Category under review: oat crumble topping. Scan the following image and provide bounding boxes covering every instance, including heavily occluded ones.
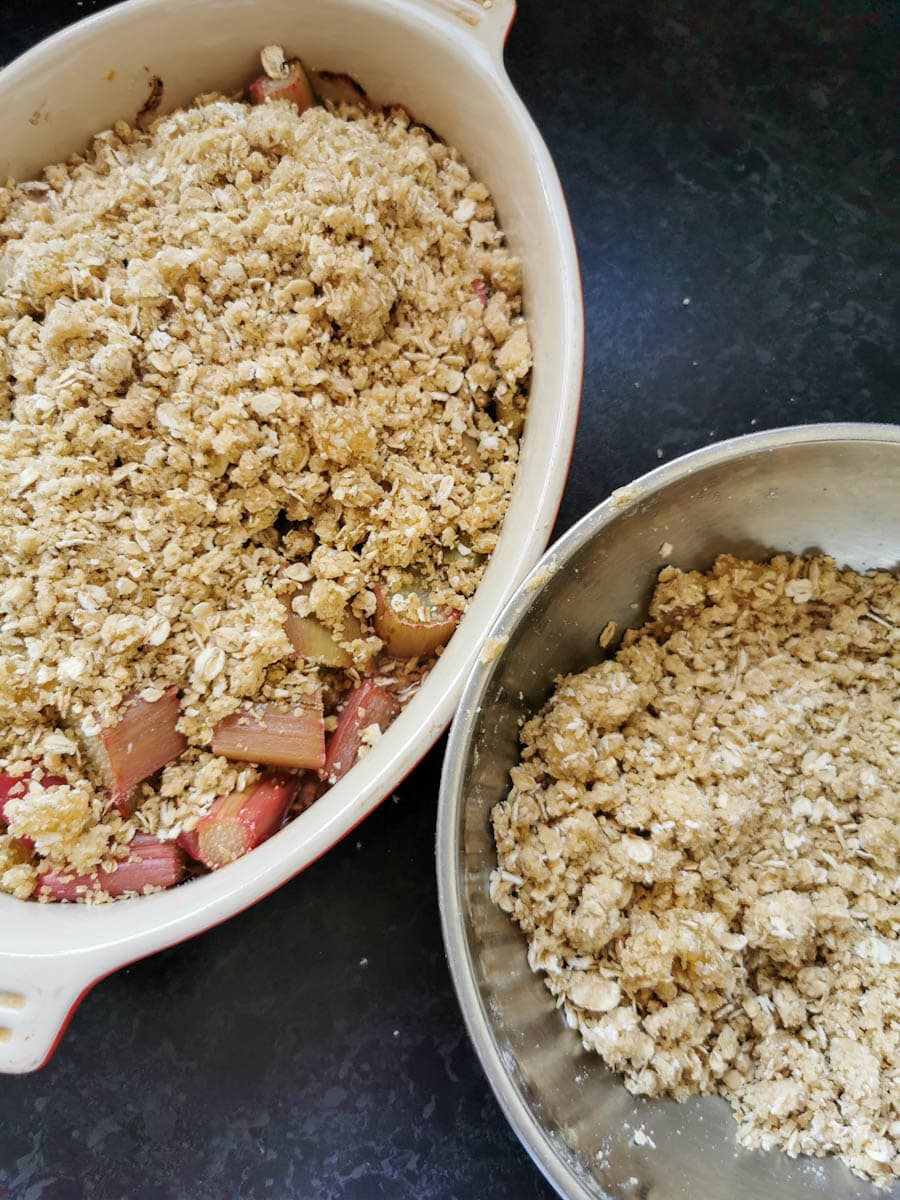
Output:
[0,84,530,896]
[491,554,898,1185]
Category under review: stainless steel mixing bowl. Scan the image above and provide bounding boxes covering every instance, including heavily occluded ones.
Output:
[437,424,900,1200]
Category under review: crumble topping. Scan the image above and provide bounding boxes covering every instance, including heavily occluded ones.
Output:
[0,89,530,893]
[491,554,898,1186]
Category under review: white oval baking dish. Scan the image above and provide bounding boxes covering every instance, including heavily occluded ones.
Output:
[0,0,583,1071]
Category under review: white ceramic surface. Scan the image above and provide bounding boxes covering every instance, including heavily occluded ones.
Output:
[0,0,583,1071]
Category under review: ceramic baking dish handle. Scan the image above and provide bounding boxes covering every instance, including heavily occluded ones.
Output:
[0,955,98,1073]
[418,0,517,62]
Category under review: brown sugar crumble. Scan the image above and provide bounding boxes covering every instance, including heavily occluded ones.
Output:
[491,554,899,1186]
[0,81,530,897]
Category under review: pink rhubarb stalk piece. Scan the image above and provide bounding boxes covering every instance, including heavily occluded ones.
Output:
[0,768,66,851]
[472,278,489,307]
[249,60,316,111]
[178,772,298,870]
[211,702,325,771]
[323,680,400,784]
[76,688,187,812]
[373,582,459,659]
[38,834,187,902]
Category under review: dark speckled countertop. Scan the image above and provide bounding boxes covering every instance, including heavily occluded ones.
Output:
[0,2,897,1198]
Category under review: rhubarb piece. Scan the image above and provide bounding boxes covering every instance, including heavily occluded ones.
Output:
[282,582,366,669]
[282,591,364,669]
[309,69,368,108]
[75,688,187,808]
[323,680,400,784]
[107,790,138,820]
[472,277,489,307]
[175,823,201,864]
[284,611,352,667]
[249,53,316,112]
[38,834,187,901]
[373,580,459,659]
[178,772,298,870]
[0,768,66,851]
[211,702,325,771]
[0,768,66,809]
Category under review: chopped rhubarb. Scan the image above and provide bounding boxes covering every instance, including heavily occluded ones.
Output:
[284,611,351,667]
[174,823,201,864]
[373,581,459,659]
[107,791,138,819]
[0,768,66,809]
[38,834,187,901]
[178,772,298,870]
[249,59,316,111]
[211,703,325,771]
[323,680,400,784]
[282,596,360,669]
[472,277,489,307]
[75,688,187,808]
[0,768,66,851]
[282,583,366,669]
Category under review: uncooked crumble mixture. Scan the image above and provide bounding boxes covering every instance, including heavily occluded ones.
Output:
[0,72,531,897]
[491,555,898,1185]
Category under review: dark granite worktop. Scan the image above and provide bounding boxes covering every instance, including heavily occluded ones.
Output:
[0,2,896,1197]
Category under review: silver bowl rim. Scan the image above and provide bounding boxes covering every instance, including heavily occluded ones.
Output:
[436,420,900,1200]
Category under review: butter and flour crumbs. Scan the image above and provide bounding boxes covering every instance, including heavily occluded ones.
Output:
[0,85,531,896]
[492,555,898,1186]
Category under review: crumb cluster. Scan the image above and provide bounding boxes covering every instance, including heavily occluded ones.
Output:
[492,555,898,1185]
[0,90,530,894]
